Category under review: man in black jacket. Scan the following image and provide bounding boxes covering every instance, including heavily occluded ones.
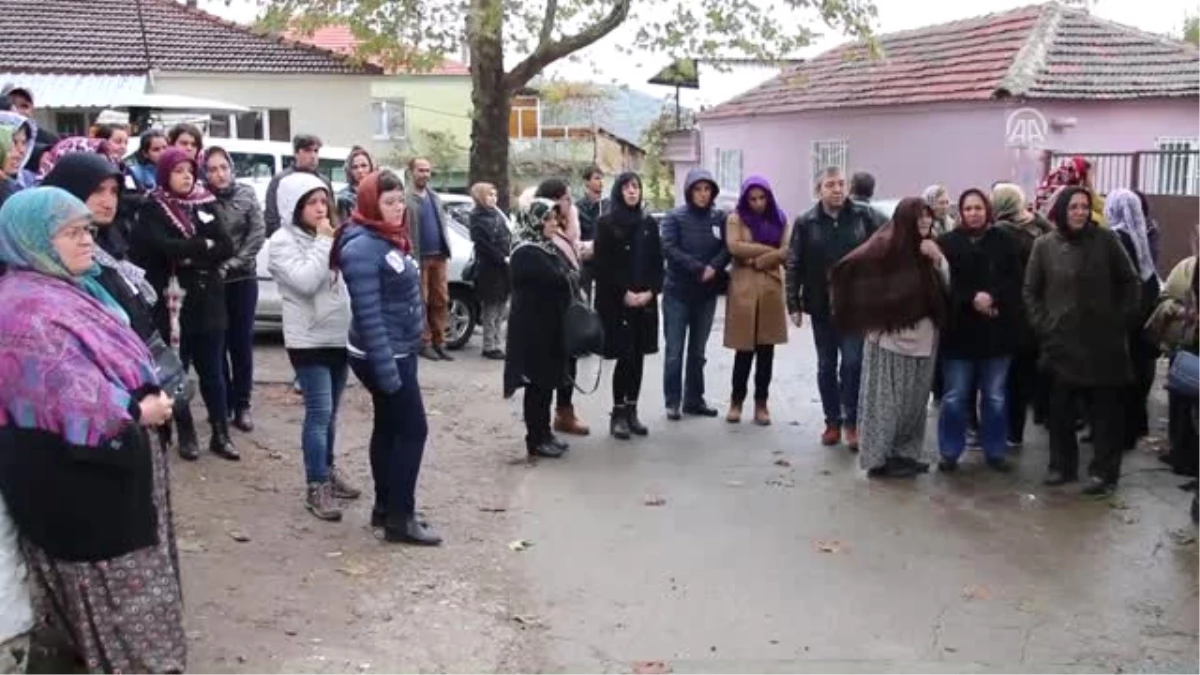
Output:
[574,164,608,301]
[786,166,879,450]
[659,168,729,420]
[264,134,331,237]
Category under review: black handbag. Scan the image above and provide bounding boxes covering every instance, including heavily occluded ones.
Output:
[562,275,605,395]
[146,331,195,409]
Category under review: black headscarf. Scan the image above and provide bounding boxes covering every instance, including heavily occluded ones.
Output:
[607,172,644,230]
[42,152,128,257]
[1049,185,1095,237]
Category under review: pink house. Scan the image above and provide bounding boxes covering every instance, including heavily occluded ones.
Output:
[671,2,1199,222]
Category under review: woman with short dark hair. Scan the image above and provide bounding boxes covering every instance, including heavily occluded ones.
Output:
[128,129,167,192]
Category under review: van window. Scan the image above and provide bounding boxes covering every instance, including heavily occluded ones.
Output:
[283,156,347,184]
[227,152,277,180]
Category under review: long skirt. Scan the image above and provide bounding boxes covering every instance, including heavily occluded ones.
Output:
[858,341,937,470]
[24,432,186,674]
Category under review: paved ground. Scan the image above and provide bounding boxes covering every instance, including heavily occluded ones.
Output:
[175,306,1198,673]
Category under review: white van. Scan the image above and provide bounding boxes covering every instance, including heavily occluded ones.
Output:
[203,138,352,185]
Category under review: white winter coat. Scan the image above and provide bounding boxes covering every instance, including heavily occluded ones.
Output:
[267,173,352,350]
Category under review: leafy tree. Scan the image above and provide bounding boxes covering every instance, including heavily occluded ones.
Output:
[1184,13,1199,46]
[249,0,877,208]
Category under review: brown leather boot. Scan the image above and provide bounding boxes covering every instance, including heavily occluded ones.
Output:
[553,405,590,436]
[726,400,744,424]
[754,400,772,426]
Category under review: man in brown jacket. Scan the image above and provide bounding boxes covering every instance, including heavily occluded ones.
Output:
[406,157,455,361]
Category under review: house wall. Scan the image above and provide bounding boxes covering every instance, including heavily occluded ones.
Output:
[152,72,374,149]
[695,98,1199,215]
[369,75,472,165]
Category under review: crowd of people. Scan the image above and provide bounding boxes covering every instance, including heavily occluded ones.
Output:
[0,79,1195,672]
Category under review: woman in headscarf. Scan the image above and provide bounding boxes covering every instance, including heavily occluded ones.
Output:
[723,176,791,426]
[594,172,663,439]
[1106,188,1162,450]
[468,181,512,360]
[504,198,577,459]
[921,184,956,236]
[0,112,39,188]
[270,172,357,522]
[0,128,18,208]
[336,145,374,223]
[335,170,441,545]
[128,129,167,192]
[1036,156,1106,225]
[992,183,1052,445]
[205,146,266,433]
[37,137,115,179]
[1025,186,1140,498]
[832,197,949,477]
[131,147,237,462]
[0,187,186,674]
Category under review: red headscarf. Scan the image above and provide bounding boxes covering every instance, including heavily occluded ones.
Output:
[330,170,412,270]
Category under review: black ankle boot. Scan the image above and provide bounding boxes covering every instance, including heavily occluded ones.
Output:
[610,405,631,440]
[626,402,648,436]
[176,409,200,461]
[384,515,443,546]
[209,421,241,461]
[232,407,255,433]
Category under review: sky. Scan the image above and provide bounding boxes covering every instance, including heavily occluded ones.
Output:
[202,0,1198,108]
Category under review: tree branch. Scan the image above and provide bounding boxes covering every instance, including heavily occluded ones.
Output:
[537,0,558,48]
[505,0,631,92]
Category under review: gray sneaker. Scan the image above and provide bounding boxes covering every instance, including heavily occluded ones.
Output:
[329,467,362,500]
[305,482,343,521]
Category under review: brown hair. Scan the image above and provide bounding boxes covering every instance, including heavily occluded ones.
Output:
[469,182,495,206]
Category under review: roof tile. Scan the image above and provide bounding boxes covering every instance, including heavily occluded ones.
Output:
[287,25,469,76]
[0,0,378,75]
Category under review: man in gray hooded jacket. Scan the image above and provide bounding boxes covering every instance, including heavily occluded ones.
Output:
[659,168,730,420]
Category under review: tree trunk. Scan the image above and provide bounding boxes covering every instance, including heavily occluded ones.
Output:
[467,0,513,212]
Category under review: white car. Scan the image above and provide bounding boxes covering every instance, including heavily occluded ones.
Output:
[254,185,481,350]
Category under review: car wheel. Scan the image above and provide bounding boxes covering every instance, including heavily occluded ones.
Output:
[445,287,477,351]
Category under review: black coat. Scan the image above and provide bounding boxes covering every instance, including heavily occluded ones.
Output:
[131,199,234,338]
[593,210,664,359]
[504,243,576,396]
[937,226,1023,360]
[469,206,512,304]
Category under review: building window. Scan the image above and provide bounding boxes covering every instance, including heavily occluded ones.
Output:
[509,96,541,140]
[55,112,90,137]
[811,139,848,187]
[714,148,742,196]
[372,99,406,140]
[1154,137,1199,196]
[207,108,290,142]
[235,111,264,140]
[268,109,291,143]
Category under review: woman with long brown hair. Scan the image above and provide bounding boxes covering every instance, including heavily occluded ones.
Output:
[832,197,948,478]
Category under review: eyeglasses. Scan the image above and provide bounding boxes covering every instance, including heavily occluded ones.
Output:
[56,224,98,242]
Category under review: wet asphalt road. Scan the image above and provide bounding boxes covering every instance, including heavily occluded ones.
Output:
[512,304,1200,673]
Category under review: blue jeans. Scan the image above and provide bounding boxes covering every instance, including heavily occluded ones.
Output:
[223,278,258,411]
[181,331,229,424]
[351,356,428,519]
[293,360,349,483]
[662,293,718,409]
[811,313,864,427]
[939,357,1011,462]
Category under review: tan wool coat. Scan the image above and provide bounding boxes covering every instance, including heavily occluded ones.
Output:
[724,212,792,351]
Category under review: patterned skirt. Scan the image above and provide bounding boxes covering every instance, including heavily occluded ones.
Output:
[23,433,186,674]
[858,340,937,471]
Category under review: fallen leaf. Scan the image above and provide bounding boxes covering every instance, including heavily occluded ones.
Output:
[944,646,958,653]
[774,458,792,467]
[228,530,251,543]
[284,629,298,637]
[177,538,206,554]
[813,539,843,554]
[325,551,343,558]
[478,506,507,513]
[510,614,543,628]
[632,661,672,674]
[337,563,369,577]
[508,539,533,552]
[766,476,796,488]
[268,451,284,460]
[643,494,667,507]
[962,585,992,601]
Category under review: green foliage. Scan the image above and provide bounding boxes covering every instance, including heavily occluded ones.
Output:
[640,110,677,211]
[1184,13,1199,46]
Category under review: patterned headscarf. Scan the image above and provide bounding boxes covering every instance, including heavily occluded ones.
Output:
[0,111,37,175]
[990,183,1026,224]
[0,187,129,323]
[514,197,559,254]
[1106,188,1156,281]
[150,147,214,237]
[38,137,116,178]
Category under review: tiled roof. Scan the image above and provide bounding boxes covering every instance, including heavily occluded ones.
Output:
[701,2,1199,120]
[0,0,379,75]
[287,25,470,76]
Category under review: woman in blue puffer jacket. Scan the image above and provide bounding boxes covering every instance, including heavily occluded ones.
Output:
[332,169,441,546]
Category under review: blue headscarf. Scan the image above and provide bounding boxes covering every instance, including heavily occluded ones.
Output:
[0,187,129,324]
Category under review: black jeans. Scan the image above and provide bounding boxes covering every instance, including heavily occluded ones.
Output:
[181,331,228,424]
[555,359,576,409]
[1048,382,1125,484]
[1124,335,1159,447]
[223,278,258,412]
[524,385,554,446]
[1006,348,1039,444]
[732,345,775,403]
[613,354,645,407]
[350,356,428,519]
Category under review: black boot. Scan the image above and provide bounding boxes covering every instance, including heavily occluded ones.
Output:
[232,407,255,433]
[176,408,200,461]
[209,421,241,461]
[384,515,443,546]
[626,402,649,436]
[610,405,631,440]
[527,437,566,458]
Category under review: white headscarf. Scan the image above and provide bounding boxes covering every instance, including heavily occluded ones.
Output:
[1105,188,1155,281]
